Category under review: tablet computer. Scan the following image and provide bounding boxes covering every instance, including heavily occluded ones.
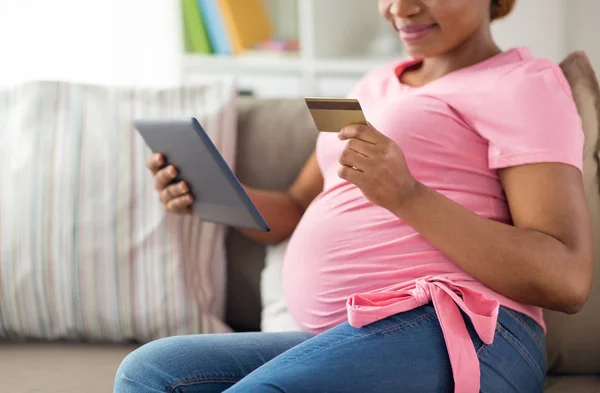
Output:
[134,117,270,232]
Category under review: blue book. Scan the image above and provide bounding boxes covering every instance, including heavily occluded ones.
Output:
[197,0,232,55]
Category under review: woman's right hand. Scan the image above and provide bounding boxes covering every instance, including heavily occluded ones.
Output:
[147,153,193,214]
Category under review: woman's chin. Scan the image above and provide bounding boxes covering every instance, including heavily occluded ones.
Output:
[402,43,444,60]
[403,47,427,60]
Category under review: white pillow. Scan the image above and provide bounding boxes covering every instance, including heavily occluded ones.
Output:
[261,239,301,332]
[0,80,236,342]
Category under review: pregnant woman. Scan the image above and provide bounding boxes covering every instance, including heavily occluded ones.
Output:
[114,0,593,392]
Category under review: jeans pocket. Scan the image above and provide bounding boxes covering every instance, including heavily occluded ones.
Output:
[495,324,546,383]
[476,341,490,356]
[464,313,495,357]
[473,325,497,357]
[502,308,545,355]
[478,323,546,393]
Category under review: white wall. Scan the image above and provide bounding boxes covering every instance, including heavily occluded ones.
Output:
[491,0,568,62]
[567,0,600,72]
[313,0,381,58]
[0,0,183,88]
[266,0,298,41]
[492,0,600,71]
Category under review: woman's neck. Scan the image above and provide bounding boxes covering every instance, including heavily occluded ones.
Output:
[402,26,501,87]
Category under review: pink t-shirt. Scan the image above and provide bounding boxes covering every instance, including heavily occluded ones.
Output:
[282,47,583,392]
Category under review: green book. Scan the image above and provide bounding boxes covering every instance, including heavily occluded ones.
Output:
[181,0,213,54]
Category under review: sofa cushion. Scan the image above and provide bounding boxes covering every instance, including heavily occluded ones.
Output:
[545,376,600,393]
[0,80,235,342]
[544,52,600,374]
[226,98,318,331]
[261,238,301,332]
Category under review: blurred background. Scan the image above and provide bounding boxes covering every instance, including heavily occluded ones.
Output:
[1,0,599,97]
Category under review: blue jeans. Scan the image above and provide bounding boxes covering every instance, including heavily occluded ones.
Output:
[114,306,546,393]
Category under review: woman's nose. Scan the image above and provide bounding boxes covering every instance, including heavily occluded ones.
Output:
[388,0,421,18]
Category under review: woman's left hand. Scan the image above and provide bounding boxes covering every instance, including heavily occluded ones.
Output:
[338,124,418,214]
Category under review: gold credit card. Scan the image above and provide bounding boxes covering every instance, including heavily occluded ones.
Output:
[305,97,367,132]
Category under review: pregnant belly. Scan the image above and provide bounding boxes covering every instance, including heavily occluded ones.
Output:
[281,194,457,334]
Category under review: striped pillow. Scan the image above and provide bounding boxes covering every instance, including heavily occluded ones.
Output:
[0,80,236,342]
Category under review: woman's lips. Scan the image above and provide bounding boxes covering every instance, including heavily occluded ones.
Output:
[399,24,437,41]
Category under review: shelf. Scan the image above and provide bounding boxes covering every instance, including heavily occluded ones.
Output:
[314,57,398,75]
[180,0,403,96]
[183,54,401,76]
[183,53,304,74]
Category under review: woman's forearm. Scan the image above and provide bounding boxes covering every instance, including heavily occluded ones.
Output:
[239,186,304,245]
[393,182,587,313]
[238,152,323,246]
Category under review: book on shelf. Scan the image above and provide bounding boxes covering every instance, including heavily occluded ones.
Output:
[183,0,281,57]
[181,0,213,54]
[217,0,273,54]
[196,0,232,55]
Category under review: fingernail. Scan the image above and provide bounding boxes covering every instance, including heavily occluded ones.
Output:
[155,155,161,165]
[180,183,188,193]
[169,167,176,177]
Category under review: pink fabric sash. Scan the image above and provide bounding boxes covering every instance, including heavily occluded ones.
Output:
[346,276,500,393]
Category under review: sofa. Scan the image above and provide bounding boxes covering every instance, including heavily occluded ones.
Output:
[1,52,599,393]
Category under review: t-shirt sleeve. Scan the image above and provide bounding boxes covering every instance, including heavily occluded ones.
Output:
[473,62,584,171]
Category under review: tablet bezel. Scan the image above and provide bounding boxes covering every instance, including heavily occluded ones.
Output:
[134,117,270,232]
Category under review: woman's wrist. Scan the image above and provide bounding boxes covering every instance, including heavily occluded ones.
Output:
[391,180,428,220]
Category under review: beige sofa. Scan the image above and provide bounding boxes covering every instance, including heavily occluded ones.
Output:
[1,52,599,393]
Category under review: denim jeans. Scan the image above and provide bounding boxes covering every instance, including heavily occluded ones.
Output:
[114,306,546,393]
